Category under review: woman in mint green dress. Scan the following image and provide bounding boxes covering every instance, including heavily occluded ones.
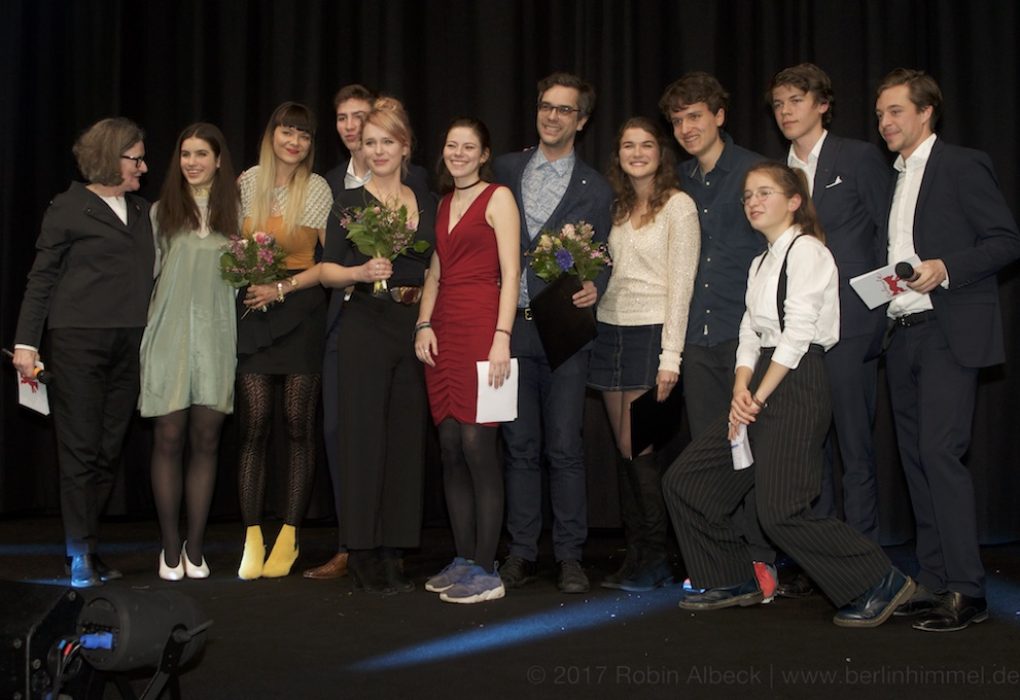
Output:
[139,123,239,580]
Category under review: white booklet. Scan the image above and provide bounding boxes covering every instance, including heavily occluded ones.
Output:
[849,254,921,309]
[17,361,50,415]
[475,359,519,423]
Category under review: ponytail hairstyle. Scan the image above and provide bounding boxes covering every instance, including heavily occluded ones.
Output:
[744,161,825,243]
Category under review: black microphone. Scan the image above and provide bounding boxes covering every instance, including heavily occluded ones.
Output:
[2,348,53,384]
[895,261,920,282]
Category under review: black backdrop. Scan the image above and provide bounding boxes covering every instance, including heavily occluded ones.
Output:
[2,1,1018,544]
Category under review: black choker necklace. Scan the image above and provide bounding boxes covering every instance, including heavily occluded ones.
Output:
[455,180,481,190]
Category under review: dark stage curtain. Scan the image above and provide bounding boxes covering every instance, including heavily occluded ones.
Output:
[2,1,1018,545]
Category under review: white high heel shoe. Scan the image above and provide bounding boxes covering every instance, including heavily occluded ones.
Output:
[159,549,185,581]
[182,540,210,579]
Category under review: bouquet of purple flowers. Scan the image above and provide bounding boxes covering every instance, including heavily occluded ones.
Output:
[219,231,288,288]
[529,221,611,283]
[340,203,430,295]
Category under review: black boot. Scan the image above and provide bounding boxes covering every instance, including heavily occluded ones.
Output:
[380,548,415,593]
[349,548,395,595]
[619,452,673,592]
[602,455,642,590]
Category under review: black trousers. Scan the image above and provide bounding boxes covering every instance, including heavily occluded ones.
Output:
[48,327,143,556]
[663,349,890,607]
[682,340,772,564]
[334,292,427,549]
[886,321,984,597]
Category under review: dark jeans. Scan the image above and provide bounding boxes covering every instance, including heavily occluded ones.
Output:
[502,316,589,562]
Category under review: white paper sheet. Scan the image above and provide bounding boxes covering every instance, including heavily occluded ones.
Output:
[17,361,50,415]
[849,254,922,309]
[475,359,518,423]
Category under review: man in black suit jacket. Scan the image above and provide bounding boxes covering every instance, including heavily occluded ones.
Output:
[875,69,1020,631]
[768,64,891,545]
[492,72,612,594]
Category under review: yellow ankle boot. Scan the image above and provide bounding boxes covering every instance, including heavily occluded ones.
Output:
[262,524,299,578]
[237,525,265,580]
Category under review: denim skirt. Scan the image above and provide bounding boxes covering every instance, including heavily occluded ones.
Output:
[588,322,661,391]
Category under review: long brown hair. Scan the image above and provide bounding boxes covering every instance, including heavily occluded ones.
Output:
[607,117,678,227]
[157,123,239,239]
[745,161,825,242]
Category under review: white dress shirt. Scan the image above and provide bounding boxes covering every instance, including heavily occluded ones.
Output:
[788,130,828,196]
[887,133,938,318]
[736,226,840,371]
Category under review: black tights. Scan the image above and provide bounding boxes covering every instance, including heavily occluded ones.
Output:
[151,406,226,565]
[237,373,320,527]
[438,419,502,573]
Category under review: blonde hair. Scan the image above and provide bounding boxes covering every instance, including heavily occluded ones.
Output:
[364,96,413,177]
[249,102,316,239]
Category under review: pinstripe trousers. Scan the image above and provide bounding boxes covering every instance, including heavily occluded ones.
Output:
[663,348,891,607]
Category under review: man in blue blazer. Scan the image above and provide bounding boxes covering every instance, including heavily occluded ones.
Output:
[876,69,1020,631]
[768,64,891,548]
[493,72,612,593]
[306,84,430,580]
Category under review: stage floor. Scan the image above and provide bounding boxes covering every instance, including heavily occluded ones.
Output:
[2,517,1019,699]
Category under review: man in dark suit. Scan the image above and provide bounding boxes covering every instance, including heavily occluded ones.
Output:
[304,84,430,580]
[768,64,890,546]
[875,68,1020,631]
[493,72,612,593]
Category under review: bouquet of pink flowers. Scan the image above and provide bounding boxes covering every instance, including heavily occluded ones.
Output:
[340,203,430,295]
[529,221,611,283]
[219,231,288,288]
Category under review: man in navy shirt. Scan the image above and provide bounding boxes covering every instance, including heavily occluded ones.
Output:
[659,72,774,597]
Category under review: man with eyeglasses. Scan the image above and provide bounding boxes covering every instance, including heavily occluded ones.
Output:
[493,72,612,594]
[304,84,430,580]
[658,72,776,602]
[766,65,890,591]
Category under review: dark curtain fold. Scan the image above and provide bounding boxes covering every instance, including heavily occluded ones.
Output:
[3,0,1018,544]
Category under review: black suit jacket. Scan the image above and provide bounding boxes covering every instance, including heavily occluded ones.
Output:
[809,135,892,339]
[885,138,1020,367]
[492,148,613,300]
[15,181,155,348]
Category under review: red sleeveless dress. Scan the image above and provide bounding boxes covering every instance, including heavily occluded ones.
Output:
[426,184,502,425]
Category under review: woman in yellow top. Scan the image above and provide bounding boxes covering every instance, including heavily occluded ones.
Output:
[235,102,333,579]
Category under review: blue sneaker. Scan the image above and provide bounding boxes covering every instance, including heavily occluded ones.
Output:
[440,566,506,604]
[425,557,474,593]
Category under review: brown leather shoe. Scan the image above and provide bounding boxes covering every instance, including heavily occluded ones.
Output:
[303,552,349,579]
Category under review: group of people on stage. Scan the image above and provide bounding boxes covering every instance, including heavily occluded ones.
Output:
[12,63,1019,628]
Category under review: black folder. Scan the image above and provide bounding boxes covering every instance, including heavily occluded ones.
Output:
[528,273,597,371]
[629,384,684,456]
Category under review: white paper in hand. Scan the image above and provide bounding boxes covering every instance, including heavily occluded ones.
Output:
[731,423,753,470]
[475,359,518,423]
[17,361,50,415]
[849,254,921,309]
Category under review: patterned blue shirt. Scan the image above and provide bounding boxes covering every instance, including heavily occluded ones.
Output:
[519,149,575,305]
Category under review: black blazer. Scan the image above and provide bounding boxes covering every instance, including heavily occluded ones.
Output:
[15,181,155,348]
[883,138,1020,367]
[492,148,614,300]
[810,135,892,339]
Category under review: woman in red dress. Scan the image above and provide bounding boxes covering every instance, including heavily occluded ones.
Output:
[414,118,520,603]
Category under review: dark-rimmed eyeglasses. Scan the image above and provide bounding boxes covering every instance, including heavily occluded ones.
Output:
[537,102,581,116]
[121,155,146,168]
